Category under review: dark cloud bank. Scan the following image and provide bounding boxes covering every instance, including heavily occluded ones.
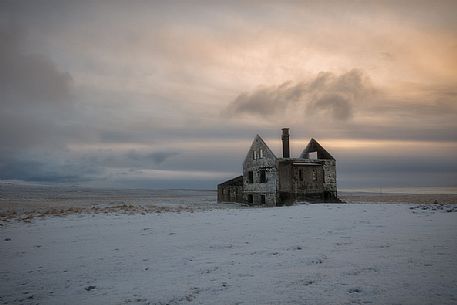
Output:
[226,69,457,132]
[0,24,75,150]
[227,69,374,120]
[0,23,82,182]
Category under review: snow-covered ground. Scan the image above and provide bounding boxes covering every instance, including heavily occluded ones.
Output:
[1,204,457,305]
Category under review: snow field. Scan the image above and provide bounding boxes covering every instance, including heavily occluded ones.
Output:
[1,204,457,305]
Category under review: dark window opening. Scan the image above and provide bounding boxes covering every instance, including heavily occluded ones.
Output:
[259,170,267,183]
[248,171,254,183]
[248,194,253,204]
[261,195,266,205]
[299,169,303,181]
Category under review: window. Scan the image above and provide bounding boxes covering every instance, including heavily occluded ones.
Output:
[253,150,257,160]
[259,170,267,183]
[248,194,253,204]
[312,169,317,181]
[309,151,318,160]
[248,171,254,183]
[259,149,264,159]
[299,169,303,181]
[261,195,266,205]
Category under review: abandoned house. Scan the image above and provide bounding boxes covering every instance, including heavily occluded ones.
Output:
[217,128,339,206]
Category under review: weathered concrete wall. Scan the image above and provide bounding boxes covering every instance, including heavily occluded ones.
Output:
[298,138,338,199]
[217,185,243,203]
[242,135,278,206]
[277,159,325,204]
[278,161,293,193]
[322,159,337,197]
[293,165,324,194]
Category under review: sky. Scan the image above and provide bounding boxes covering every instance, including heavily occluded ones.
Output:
[1,0,456,190]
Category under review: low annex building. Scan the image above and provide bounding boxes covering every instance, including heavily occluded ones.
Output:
[217,128,339,206]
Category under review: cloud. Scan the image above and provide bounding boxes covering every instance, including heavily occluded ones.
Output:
[226,69,374,120]
[0,23,90,184]
[0,150,181,184]
[107,151,180,167]
[146,152,179,164]
[0,24,72,108]
[0,156,97,183]
[307,94,353,120]
[0,1,456,188]
[0,23,76,152]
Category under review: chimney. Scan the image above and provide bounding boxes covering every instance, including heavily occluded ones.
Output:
[281,128,290,158]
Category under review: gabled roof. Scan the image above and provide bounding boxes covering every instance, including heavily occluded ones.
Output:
[218,175,243,187]
[300,138,335,160]
[242,134,277,167]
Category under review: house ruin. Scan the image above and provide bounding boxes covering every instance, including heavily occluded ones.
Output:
[217,128,339,206]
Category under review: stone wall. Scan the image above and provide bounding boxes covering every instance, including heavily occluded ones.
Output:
[242,135,278,206]
[322,159,337,197]
[217,185,243,203]
[293,165,324,194]
[277,159,325,204]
